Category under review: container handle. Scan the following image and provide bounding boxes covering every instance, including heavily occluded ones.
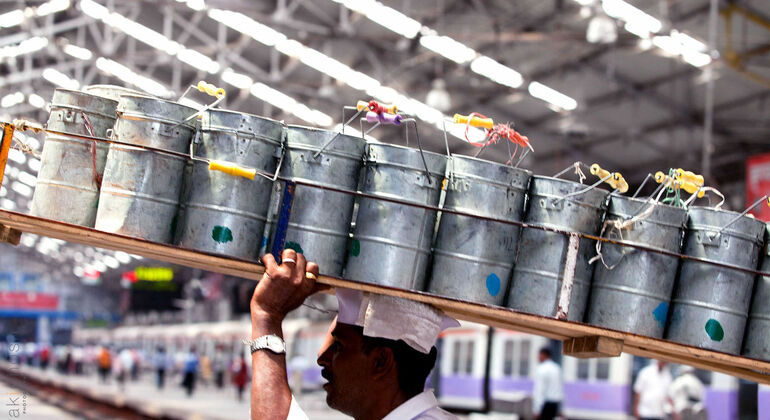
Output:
[552,173,612,205]
[552,161,588,184]
[170,81,227,131]
[714,194,768,235]
[590,163,628,193]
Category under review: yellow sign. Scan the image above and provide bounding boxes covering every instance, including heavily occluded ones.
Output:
[134,267,174,282]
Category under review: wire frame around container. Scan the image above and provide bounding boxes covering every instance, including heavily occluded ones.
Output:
[507,171,609,321]
[665,206,765,354]
[426,154,531,305]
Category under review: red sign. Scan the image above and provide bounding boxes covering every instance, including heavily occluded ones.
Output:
[747,153,770,222]
[0,292,59,310]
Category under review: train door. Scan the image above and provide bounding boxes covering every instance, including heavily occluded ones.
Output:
[437,325,488,411]
[562,354,632,420]
[488,331,546,416]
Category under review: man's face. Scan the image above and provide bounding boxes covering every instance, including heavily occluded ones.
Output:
[317,319,373,415]
[538,351,547,363]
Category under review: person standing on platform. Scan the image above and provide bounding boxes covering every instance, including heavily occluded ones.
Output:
[97,346,111,383]
[154,346,168,390]
[633,360,673,420]
[181,347,199,397]
[669,365,706,420]
[533,347,564,420]
[212,345,227,389]
[232,354,249,402]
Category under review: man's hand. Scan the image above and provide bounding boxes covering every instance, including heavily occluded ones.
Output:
[251,249,320,324]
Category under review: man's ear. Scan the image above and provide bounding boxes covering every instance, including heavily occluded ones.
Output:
[371,347,396,380]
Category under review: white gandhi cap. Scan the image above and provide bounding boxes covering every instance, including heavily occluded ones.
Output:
[335,288,460,354]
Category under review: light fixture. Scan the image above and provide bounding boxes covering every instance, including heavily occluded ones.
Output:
[115,251,131,264]
[17,171,37,188]
[0,37,49,60]
[95,57,174,97]
[11,181,33,198]
[42,68,80,90]
[0,10,25,28]
[1,92,25,108]
[207,9,287,46]
[0,199,16,210]
[470,56,524,88]
[528,81,578,111]
[601,0,662,35]
[586,12,618,44]
[419,30,476,64]
[63,43,93,60]
[177,48,219,74]
[28,94,46,109]
[425,79,452,113]
[221,68,253,89]
[28,157,41,172]
[36,0,71,17]
[8,149,26,165]
[103,255,120,269]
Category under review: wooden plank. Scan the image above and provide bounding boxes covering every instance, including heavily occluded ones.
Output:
[2,209,770,384]
[563,336,624,358]
[0,224,21,245]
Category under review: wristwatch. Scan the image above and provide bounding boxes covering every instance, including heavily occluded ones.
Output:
[246,334,286,355]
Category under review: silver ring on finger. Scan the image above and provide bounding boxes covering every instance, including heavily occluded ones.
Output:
[283,258,296,265]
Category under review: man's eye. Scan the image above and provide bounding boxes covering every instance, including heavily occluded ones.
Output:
[332,340,342,351]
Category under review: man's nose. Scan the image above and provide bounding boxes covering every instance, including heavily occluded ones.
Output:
[317,337,332,367]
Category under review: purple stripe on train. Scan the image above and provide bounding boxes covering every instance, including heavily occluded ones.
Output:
[439,375,484,398]
[564,382,629,412]
[705,389,738,420]
[759,388,770,420]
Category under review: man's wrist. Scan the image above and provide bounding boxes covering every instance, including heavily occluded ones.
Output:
[251,309,284,339]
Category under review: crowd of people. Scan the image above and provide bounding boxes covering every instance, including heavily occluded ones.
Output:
[0,341,251,400]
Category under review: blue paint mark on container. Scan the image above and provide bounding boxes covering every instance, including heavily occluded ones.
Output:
[652,302,668,328]
[486,273,501,296]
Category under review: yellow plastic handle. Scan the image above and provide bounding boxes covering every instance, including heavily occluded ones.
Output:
[590,164,628,193]
[674,168,704,187]
[655,171,705,198]
[208,160,256,180]
[197,81,226,98]
[356,101,369,112]
[767,197,770,207]
[453,114,494,130]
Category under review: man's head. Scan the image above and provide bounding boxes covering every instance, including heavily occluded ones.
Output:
[316,319,438,417]
[656,360,667,371]
[538,347,551,363]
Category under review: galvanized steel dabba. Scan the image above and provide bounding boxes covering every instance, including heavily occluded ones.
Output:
[345,143,447,290]
[507,176,608,321]
[273,126,366,277]
[94,95,197,243]
[742,224,770,361]
[30,89,118,227]
[665,207,765,354]
[427,155,531,305]
[586,196,687,337]
[175,110,283,259]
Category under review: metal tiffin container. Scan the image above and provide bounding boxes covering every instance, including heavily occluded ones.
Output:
[175,110,283,259]
[426,155,531,305]
[271,125,366,277]
[743,224,770,361]
[344,143,447,290]
[586,196,687,337]
[30,89,118,227]
[94,95,197,243]
[507,176,609,321]
[665,207,765,354]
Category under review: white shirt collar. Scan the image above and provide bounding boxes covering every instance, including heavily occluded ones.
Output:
[382,390,439,420]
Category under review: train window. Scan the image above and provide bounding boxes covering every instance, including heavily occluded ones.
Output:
[577,359,590,380]
[596,359,610,380]
[503,340,514,376]
[519,340,530,377]
[452,341,462,374]
[464,341,475,374]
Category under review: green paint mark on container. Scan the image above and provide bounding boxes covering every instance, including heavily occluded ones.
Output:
[211,225,233,243]
[285,241,304,254]
[350,239,361,257]
[705,319,724,342]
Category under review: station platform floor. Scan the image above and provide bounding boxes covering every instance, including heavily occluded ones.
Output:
[0,361,350,419]
[0,375,80,420]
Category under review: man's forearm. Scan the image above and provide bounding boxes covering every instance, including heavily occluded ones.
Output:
[251,313,291,420]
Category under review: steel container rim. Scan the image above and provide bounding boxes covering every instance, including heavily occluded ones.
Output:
[201,109,283,146]
[687,206,766,245]
[285,124,365,161]
[448,154,532,191]
[605,195,688,230]
[50,88,119,121]
[116,94,198,129]
[366,142,447,177]
[529,175,608,210]
[84,85,152,101]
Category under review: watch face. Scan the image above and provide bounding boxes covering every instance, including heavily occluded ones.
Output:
[267,336,285,353]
